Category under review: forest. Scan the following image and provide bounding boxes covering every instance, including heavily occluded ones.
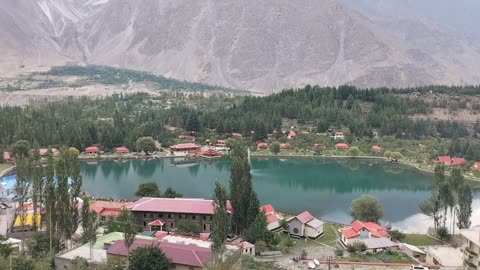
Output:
[1,84,480,157]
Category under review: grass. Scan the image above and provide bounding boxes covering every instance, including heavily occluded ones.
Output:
[337,251,416,264]
[317,224,340,246]
[0,163,13,174]
[403,234,444,246]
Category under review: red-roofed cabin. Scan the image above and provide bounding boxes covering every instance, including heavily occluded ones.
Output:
[90,201,126,224]
[435,156,451,165]
[85,146,100,154]
[260,204,283,231]
[286,211,324,238]
[115,147,129,154]
[200,148,219,157]
[231,133,243,138]
[170,143,200,156]
[472,162,480,170]
[334,131,345,140]
[2,151,12,161]
[335,143,349,150]
[287,131,296,138]
[216,140,225,147]
[340,220,390,246]
[450,157,465,166]
[371,145,382,152]
[178,135,196,141]
[280,143,289,150]
[257,143,269,150]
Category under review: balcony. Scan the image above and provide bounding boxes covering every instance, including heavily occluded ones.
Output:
[466,247,479,257]
[464,259,477,270]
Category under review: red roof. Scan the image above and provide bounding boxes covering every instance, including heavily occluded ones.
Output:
[260,204,275,214]
[335,132,343,136]
[266,213,279,224]
[38,148,49,156]
[216,140,225,146]
[472,162,480,170]
[85,146,100,153]
[115,147,129,153]
[280,143,289,149]
[450,157,465,166]
[107,239,211,268]
[335,143,349,149]
[343,220,389,239]
[257,143,269,149]
[231,133,243,138]
[296,211,315,224]
[178,135,196,141]
[127,198,229,215]
[371,145,382,151]
[200,148,219,156]
[170,143,199,150]
[2,152,11,160]
[435,156,451,164]
[90,201,126,216]
[341,228,360,239]
[148,219,166,226]
[288,131,296,137]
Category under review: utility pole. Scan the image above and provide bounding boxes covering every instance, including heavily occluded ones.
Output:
[326,255,334,270]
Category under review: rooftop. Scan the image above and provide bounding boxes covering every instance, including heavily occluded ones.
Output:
[127,197,224,215]
[426,246,463,267]
[57,246,106,263]
[87,232,155,249]
[295,211,315,224]
[362,237,398,249]
[260,204,275,214]
[460,227,480,247]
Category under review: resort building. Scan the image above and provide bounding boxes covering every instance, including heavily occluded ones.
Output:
[114,147,129,154]
[90,201,126,224]
[170,143,200,156]
[2,151,12,161]
[126,197,232,232]
[178,135,196,141]
[257,143,269,150]
[334,131,344,140]
[400,243,426,262]
[85,146,100,154]
[154,233,241,253]
[472,162,480,170]
[450,157,466,166]
[335,143,349,150]
[371,145,382,152]
[435,156,451,165]
[198,148,220,157]
[231,132,243,138]
[259,204,283,231]
[340,220,397,252]
[280,143,289,150]
[287,131,296,139]
[286,211,323,238]
[216,140,226,147]
[460,226,480,269]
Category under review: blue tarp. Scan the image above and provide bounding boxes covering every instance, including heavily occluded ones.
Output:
[0,175,74,199]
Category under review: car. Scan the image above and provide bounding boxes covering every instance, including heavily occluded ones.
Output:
[1,203,10,208]
[0,204,6,209]
[410,265,429,270]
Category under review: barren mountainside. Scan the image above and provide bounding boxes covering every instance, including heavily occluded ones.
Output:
[1,0,480,92]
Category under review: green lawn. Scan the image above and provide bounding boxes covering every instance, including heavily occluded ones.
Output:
[338,251,416,264]
[0,163,13,173]
[317,223,340,246]
[403,234,444,246]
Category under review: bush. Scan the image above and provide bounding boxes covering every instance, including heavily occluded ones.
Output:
[436,226,449,241]
[334,247,344,257]
[300,249,308,260]
[346,241,367,254]
[389,229,406,242]
[255,240,267,254]
[176,220,202,236]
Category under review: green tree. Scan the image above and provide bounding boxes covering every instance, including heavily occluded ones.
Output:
[456,183,473,229]
[419,191,442,230]
[185,114,201,132]
[176,220,202,236]
[255,240,267,255]
[135,182,161,197]
[0,235,13,259]
[44,153,57,253]
[349,195,384,223]
[162,187,183,198]
[388,229,406,242]
[211,181,229,259]
[26,232,59,259]
[384,151,392,160]
[120,209,137,263]
[390,151,404,161]
[13,140,30,158]
[31,149,44,231]
[136,137,156,155]
[11,256,35,270]
[436,226,449,242]
[269,142,280,155]
[129,244,172,270]
[81,196,99,261]
[348,146,360,157]
[15,157,29,252]
[245,213,274,245]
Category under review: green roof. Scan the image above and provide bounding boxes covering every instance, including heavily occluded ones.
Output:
[85,232,155,249]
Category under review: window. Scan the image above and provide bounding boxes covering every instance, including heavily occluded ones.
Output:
[170,222,174,228]
[203,215,206,220]
[293,228,299,234]
[143,221,147,226]
[192,215,196,220]
[159,214,163,218]
[168,214,171,219]
[204,224,206,230]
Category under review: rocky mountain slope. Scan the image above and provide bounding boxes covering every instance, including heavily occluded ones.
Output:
[1,0,480,92]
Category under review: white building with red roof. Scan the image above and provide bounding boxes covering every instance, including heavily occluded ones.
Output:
[169,143,200,156]
[435,155,451,165]
[260,204,283,231]
[340,220,398,252]
[90,201,127,224]
[286,211,324,238]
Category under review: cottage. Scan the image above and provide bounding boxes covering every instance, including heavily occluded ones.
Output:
[178,135,196,141]
[231,132,243,138]
[435,156,451,165]
[340,220,396,252]
[335,143,349,150]
[241,241,255,256]
[371,145,382,152]
[257,143,269,150]
[85,146,100,154]
[472,162,480,170]
[90,201,126,224]
[170,143,200,156]
[334,131,344,140]
[450,157,465,166]
[2,152,11,161]
[287,131,296,139]
[126,197,232,232]
[280,143,289,150]
[199,148,219,157]
[115,147,129,154]
[260,204,283,231]
[286,211,323,238]
[216,140,226,147]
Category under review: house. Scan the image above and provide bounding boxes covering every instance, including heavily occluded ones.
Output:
[165,126,178,132]
[334,132,344,140]
[107,239,212,270]
[280,143,289,150]
[286,211,323,238]
[401,243,426,262]
[340,220,396,252]
[115,147,129,154]
[154,233,240,253]
[460,226,480,269]
[170,143,200,156]
[90,201,126,224]
[371,145,382,152]
[126,197,232,232]
[2,151,11,161]
[435,156,451,165]
[85,146,100,154]
[259,204,283,231]
[450,157,465,166]
[178,135,196,141]
[301,131,310,134]
[257,143,269,150]
[287,131,296,139]
[241,241,255,256]
[313,144,326,149]
[231,132,243,138]
[216,140,226,147]
[198,148,219,157]
[335,143,349,150]
[472,162,480,170]
[426,246,463,268]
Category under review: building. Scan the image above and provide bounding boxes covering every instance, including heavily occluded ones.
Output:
[216,140,226,147]
[55,246,107,269]
[13,214,41,232]
[450,157,466,166]
[460,227,480,269]
[340,220,396,252]
[178,135,196,141]
[2,151,12,161]
[90,201,126,224]
[335,143,349,150]
[126,197,232,232]
[198,148,219,157]
[472,162,480,170]
[334,131,344,140]
[426,246,463,268]
[241,241,255,256]
[286,211,323,238]
[435,156,451,165]
[85,146,100,154]
[401,243,426,262]
[287,131,296,139]
[259,204,283,231]
[231,132,243,138]
[257,143,269,150]
[280,143,289,150]
[371,145,382,152]
[115,147,129,154]
[155,233,240,253]
[170,143,200,156]
[107,239,211,270]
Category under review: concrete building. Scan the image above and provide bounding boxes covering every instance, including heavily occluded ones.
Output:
[425,246,463,269]
[55,246,107,270]
[461,227,480,269]
[340,220,397,252]
[286,211,323,238]
[401,243,426,262]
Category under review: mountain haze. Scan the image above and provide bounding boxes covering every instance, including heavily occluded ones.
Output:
[1,0,480,92]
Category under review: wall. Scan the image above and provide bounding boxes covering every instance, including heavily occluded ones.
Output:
[287,218,304,237]
[132,211,213,232]
[305,224,323,238]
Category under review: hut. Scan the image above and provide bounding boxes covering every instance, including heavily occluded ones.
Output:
[449,157,465,166]
[335,143,349,150]
[280,143,289,150]
[435,156,451,165]
[85,146,100,154]
[287,131,296,139]
[115,147,129,154]
[472,162,480,170]
[257,143,269,150]
[232,133,243,138]
[371,145,382,152]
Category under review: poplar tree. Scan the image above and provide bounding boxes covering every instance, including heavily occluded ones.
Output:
[55,151,70,245]
[456,183,473,229]
[31,149,44,231]
[45,153,57,252]
[81,196,98,260]
[211,181,229,260]
[15,157,29,252]
[66,148,82,244]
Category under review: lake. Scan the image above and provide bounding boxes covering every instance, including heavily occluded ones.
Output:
[81,157,480,233]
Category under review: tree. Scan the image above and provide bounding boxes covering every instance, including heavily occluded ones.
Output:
[185,114,201,132]
[44,153,57,253]
[388,229,406,242]
[245,213,274,245]
[135,182,161,197]
[136,137,156,155]
[81,196,99,261]
[436,226,449,242]
[456,183,472,229]
[211,181,229,259]
[390,151,404,161]
[26,232,59,259]
[15,157,29,252]
[346,242,367,254]
[349,195,384,223]
[255,240,267,254]
[0,235,13,259]
[31,149,44,231]
[162,187,183,198]
[11,256,35,270]
[348,146,360,157]
[269,142,280,155]
[120,209,137,263]
[176,220,202,236]
[12,140,30,158]
[384,151,392,160]
[129,244,172,270]
[419,191,442,230]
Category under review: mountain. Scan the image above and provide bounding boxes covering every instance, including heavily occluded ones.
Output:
[1,0,480,92]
